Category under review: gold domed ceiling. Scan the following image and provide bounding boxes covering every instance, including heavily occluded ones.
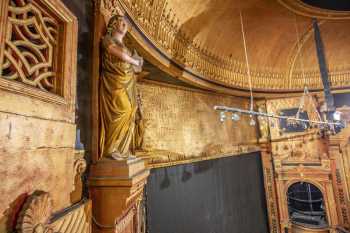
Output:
[167,0,350,69]
[109,0,350,93]
[165,0,350,86]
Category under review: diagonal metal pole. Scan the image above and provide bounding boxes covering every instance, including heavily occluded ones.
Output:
[313,19,335,120]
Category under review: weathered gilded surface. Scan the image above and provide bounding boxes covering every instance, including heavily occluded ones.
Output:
[1,148,75,215]
[0,0,78,232]
[265,96,322,140]
[0,112,76,152]
[137,81,258,166]
[0,88,75,123]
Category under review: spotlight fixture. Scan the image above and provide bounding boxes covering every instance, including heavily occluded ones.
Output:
[220,111,226,123]
[333,111,342,121]
[232,113,240,121]
[249,115,256,126]
[302,122,308,129]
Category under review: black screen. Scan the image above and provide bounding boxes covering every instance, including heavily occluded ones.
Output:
[145,152,269,233]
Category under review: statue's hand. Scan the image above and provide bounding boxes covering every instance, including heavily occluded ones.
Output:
[138,56,144,68]
[132,50,143,73]
[133,61,142,73]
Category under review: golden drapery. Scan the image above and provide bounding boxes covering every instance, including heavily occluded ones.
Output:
[99,36,144,158]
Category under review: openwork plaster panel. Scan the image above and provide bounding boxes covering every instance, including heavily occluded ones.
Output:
[0,0,77,110]
[1,0,62,94]
[137,81,258,165]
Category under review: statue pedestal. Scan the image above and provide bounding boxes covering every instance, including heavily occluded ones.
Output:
[89,158,149,233]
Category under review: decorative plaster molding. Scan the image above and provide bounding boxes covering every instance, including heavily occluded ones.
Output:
[115,206,136,233]
[0,0,78,108]
[136,144,260,169]
[16,191,91,233]
[16,191,54,233]
[51,201,92,233]
[70,151,87,204]
[73,156,87,179]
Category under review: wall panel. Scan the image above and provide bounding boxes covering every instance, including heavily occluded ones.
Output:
[137,81,258,167]
[0,0,78,232]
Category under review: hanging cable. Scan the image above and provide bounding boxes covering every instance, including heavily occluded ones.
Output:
[214,14,345,130]
[294,14,307,87]
[239,11,254,112]
[294,14,307,120]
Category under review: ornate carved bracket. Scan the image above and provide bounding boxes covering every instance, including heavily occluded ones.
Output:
[71,151,87,203]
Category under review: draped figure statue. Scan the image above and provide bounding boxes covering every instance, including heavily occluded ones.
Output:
[99,15,144,160]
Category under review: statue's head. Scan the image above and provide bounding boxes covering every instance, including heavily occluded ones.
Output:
[107,15,128,37]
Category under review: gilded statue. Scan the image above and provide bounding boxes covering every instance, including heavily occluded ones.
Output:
[99,15,144,160]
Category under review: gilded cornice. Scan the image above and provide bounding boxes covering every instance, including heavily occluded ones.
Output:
[101,0,350,92]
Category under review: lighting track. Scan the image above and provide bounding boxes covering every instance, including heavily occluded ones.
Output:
[214,105,345,128]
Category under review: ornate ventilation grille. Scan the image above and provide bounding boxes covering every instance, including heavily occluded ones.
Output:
[0,0,62,94]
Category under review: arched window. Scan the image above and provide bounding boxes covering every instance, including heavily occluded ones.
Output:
[287,182,328,228]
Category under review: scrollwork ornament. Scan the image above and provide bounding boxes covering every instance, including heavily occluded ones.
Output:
[16,191,54,233]
[115,206,136,233]
[73,158,87,177]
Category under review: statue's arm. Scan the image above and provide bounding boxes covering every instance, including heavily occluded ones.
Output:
[107,43,141,67]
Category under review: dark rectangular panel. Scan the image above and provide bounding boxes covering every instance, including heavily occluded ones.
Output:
[334,93,350,108]
[145,152,269,233]
[279,108,309,133]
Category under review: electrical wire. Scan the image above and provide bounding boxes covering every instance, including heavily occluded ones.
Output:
[239,11,254,112]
